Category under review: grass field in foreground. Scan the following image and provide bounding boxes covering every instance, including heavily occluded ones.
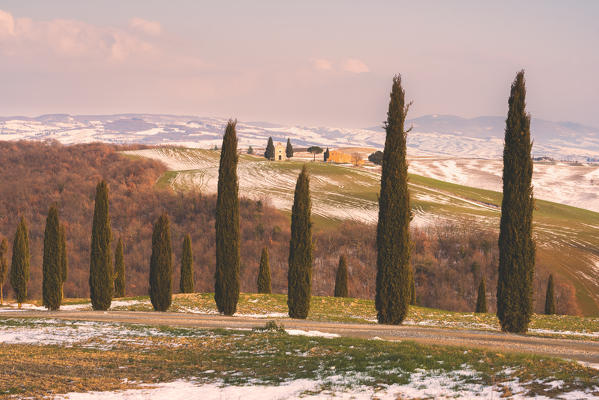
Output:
[0,318,597,399]
[6,293,598,340]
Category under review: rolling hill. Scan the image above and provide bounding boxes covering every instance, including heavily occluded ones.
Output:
[126,147,599,316]
[2,113,599,160]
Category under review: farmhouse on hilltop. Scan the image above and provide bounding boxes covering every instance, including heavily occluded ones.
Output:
[274,142,287,161]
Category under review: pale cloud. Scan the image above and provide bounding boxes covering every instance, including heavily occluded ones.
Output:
[0,9,15,36]
[312,58,333,71]
[129,17,162,36]
[342,58,369,74]
[0,9,157,61]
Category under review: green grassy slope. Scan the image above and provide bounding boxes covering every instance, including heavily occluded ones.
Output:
[126,148,599,315]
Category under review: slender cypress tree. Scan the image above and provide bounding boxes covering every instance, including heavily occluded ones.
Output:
[324,147,330,162]
[257,247,271,294]
[286,138,294,158]
[287,165,312,319]
[0,239,8,305]
[10,217,30,307]
[545,274,556,315]
[42,206,62,310]
[334,255,348,298]
[89,180,113,311]
[476,278,487,313]
[114,237,126,298]
[180,234,194,293]
[215,120,240,315]
[375,74,412,325]
[59,224,68,298]
[264,137,275,160]
[149,213,173,311]
[496,71,535,333]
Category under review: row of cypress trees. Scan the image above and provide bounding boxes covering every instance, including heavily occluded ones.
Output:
[1,71,548,330]
[2,208,67,309]
[2,178,193,310]
[374,71,540,332]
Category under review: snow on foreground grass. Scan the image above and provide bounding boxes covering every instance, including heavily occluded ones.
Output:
[53,370,598,400]
[0,318,209,349]
[1,319,598,399]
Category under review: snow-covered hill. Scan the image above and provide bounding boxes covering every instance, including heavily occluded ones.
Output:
[1,113,599,160]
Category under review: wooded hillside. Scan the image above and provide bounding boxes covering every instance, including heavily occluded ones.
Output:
[0,141,578,314]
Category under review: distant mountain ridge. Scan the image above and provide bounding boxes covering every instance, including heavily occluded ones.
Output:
[1,113,598,160]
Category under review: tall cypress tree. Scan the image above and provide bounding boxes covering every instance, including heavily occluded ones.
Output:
[215,120,240,315]
[287,165,312,319]
[10,217,30,307]
[59,224,68,298]
[264,137,275,160]
[149,213,173,311]
[545,274,556,315]
[496,71,535,333]
[334,255,348,298]
[89,180,113,311]
[0,239,8,305]
[114,237,125,298]
[286,138,294,158]
[323,147,330,162]
[375,74,412,325]
[42,206,62,310]
[257,247,271,294]
[476,278,487,313]
[180,234,194,293]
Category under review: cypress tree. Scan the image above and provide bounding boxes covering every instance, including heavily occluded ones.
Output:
[545,274,556,315]
[334,255,348,298]
[59,224,68,298]
[180,234,194,293]
[257,247,271,294]
[42,206,62,310]
[264,137,275,160]
[286,138,294,158]
[324,147,330,162]
[114,237,126,298]
[287,165,312,319]
[496,70,535,333]
[0,239,8,305]
[375,74,412,325]
[475,278,487,313]
[89,180,113,311]
[215,120,240,315]
[10,217,30,307]
[149,213,173,311]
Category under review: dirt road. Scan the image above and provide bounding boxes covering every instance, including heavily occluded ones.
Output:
[6,310,599,364]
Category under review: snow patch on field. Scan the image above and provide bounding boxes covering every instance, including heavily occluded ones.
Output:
[239,312,289,319]
[0,299,149,313]
[285,329,340,338]
[0,319,196,349]
[53,369,599,399]
[529,328,599,338]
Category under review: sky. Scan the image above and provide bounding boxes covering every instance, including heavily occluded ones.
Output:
[1,1,598,128]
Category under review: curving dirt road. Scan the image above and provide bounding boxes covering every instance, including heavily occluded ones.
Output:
[5,310,599,364]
